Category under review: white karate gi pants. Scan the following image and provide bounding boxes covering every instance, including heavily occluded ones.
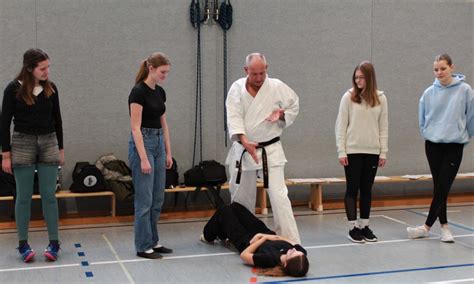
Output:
[228,165,301,244]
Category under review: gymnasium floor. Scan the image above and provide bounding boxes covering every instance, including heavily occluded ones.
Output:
[0,204,473,283]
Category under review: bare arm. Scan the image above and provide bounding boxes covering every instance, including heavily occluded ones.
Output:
[160,113,173,169]
[130,103,151,174]
[240,235,269,265]
[240,234,294,265]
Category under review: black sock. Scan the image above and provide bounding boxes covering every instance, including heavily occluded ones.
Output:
[50,240,59,246]
[19,240,28,247]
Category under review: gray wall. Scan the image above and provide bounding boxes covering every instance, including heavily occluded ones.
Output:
[1,0,473,190]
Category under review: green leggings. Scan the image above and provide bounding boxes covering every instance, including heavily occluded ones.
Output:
[14,165,59,241]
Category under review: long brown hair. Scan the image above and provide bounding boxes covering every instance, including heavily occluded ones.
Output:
[15,48,54,105]
[135,52,171,84]
[351,61,380,107]
[255,254,309,277]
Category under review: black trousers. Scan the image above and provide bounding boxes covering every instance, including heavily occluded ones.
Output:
[203,202,275,253]
[425,140,464,227]
[344,154,379,221]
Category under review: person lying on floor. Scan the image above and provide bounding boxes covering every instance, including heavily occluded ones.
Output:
[200,202,309,277]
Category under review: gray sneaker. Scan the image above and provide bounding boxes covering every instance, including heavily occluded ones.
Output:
[407,226,429,239]
[440,227,454,243]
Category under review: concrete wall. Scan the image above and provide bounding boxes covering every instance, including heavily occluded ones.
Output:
[1,0,472,197]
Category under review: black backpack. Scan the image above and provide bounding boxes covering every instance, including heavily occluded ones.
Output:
[184,160,227,186]
[166,157,179,189]
[70,162,105,193]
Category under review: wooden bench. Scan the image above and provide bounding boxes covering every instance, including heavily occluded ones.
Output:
[0,190,116,217]
[287,173,474,212]
[164,182,271,214]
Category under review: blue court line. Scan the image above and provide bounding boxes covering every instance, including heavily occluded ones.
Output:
[81,261,89,267]
[260,263,474,283]
[406,209,474,232]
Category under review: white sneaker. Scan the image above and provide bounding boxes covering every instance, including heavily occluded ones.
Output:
[407,226,429,239]
[440,227,454,243]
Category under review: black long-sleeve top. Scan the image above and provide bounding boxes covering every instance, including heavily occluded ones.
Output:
[1,80,63,152]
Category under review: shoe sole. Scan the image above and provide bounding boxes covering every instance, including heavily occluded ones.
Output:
[23,252,36,263]
[364,238,377,242]
[347,235,365,243]
[441,239,455,243]
[200,235,214,244]
[136,252,163,259]
[44,252,57,261]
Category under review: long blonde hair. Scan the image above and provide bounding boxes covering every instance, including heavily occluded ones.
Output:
[351,61,380,107]
[135,52,171,84]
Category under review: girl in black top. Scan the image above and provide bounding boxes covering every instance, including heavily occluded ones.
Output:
[1,48,64,262]
[201,203,309,277]
[128,52,173,259]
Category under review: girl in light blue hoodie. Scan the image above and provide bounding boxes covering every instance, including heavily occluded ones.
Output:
[407,54,474,243]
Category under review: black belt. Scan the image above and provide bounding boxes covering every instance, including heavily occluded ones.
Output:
[236,136,280,189]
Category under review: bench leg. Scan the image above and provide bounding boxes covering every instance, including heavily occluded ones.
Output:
[111,195,116,217]
[309,184,323,212]
[257,186,268,215]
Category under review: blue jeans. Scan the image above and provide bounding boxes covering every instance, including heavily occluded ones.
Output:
[128,127,166,252]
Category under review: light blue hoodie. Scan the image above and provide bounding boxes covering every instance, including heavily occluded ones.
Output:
[419,73,474,144]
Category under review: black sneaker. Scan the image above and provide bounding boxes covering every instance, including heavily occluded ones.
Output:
[153,246,173,254]
[348,227,365,243]
[136,251,163,259]
[361,226,378,242]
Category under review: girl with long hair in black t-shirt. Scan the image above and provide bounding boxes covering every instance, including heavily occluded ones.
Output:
[201,203,309,277]
[128,52,173,259]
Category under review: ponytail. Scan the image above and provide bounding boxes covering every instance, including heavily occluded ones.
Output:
[135,60,149,84]
[134,52,171,84]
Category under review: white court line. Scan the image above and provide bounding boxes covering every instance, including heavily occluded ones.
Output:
[305,236,445,249]
[381,215,410,225]
[454,234,474,238]
[343,215,414,225]
[422,210,461,214]
[102,234,135,284]
[90,252,236,266]
[2,234,473,273]
[427,278,474,283]
[0,263,79,272]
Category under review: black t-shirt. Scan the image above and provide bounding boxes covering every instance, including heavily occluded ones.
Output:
[128,82,166,129]
[252,240,307,268]
[1,80,63,152]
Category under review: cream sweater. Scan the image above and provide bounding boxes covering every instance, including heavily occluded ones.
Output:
[335,90,388,159]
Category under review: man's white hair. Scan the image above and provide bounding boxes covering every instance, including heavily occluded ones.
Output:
[245,53,267,66]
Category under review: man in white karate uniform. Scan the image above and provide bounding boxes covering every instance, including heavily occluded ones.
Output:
[225,53,301,243]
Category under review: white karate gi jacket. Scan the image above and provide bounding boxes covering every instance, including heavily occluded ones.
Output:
[225,76,299,171]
